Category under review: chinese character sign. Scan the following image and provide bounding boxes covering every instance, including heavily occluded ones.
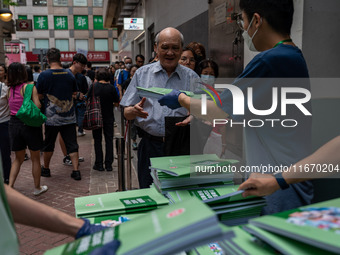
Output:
[34,16,48,30]
[74,15,88,30]
[93,15,104,30]
[54,16,68,30]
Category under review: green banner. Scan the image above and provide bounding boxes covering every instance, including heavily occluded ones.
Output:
[54,16,68,30]
[34,16,48,30]
[93,15,104,30]
[74,15,88,30]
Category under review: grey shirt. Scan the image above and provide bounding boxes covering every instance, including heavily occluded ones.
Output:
[120,62,200,137]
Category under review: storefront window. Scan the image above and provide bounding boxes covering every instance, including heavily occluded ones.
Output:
[94,39,108,51]
[33,0,47,6]
[35,39,49,49]
[75,40,88,51]
[73,0,87,6]
[93,0,103,7]
[56,39,69,51]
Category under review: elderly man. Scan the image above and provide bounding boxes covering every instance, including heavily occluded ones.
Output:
[120,27,199,188]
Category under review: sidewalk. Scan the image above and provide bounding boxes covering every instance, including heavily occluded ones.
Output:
[14,119,139,254]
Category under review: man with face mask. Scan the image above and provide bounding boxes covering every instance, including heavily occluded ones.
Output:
[159,0,313,215]
[117,57,133,98]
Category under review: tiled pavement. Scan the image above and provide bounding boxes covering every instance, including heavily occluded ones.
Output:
[13,116,139,254]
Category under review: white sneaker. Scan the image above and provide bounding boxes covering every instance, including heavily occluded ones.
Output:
[77,131,86,137]
[33,185,48,196]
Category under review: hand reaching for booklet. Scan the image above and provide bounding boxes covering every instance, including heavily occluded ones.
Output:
[158,89,186,110]
[75,218,109,239]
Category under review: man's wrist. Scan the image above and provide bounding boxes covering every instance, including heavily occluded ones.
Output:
[178,92,187,107]
[273,172,290,190]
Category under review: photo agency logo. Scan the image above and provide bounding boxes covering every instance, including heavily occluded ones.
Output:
[201,84,312,128]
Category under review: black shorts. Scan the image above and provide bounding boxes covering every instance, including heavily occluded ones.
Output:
[43,124,79,154]
[9,116,43,151]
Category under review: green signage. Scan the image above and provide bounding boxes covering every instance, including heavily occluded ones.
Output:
[74,15,88,30]
[34,16,48,30]
[54,16,68,30]
[93,15,104,30]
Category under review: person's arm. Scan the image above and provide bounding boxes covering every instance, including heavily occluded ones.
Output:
[123,97,148,120]
[159,90,229,124]
[31,86,41,109]
[5,185,83,237]
[239,136,340,197]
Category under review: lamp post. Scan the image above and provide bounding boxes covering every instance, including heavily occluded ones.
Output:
[0,8,13,64]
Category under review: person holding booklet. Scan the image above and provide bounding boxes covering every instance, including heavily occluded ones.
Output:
[159,0,314,214]
[120,27,200,188]
[239,136,340,197]
[1,181,119,254]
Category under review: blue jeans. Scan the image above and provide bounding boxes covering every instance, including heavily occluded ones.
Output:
[76,102,86,133]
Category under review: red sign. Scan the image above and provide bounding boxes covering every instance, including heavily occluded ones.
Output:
[26,51,110,63]
[16,20,33,31]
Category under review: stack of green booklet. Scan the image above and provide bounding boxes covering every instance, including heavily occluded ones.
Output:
[248,197,340,254]
[45,198,225,255]
[166,185,266,226]
[74,187,169,218]
[136,86,201,100]
[189,225,278,255]
[150,154,237,193]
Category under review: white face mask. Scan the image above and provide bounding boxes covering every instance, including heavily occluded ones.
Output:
[242,16,261,52]
[201,74,216,86]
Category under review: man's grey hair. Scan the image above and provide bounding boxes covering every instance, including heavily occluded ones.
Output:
[154,29,184,47]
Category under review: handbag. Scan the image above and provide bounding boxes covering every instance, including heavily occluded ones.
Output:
[16,83,47,127]
[83,84,103,130]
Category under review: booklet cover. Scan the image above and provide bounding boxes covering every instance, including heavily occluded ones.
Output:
[243,224,335,255]
[136,86,196,100]
[150,154,238,177]
[250,198,340,254]
[189,225,276,255]
[75,187,169,218]
[47,198,224,255]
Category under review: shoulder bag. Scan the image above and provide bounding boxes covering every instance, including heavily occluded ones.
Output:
[16,83,47,127]
[83,84,103,130]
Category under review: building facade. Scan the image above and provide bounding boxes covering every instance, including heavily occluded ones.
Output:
[12,0,119,66]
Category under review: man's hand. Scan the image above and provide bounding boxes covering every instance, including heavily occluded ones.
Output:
[175,115,193,126]
[124,98,149,120]
[238,173,280,198]
[158,90,186,110]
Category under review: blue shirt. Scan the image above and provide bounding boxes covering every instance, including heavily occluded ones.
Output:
[36,69,77,126]
[117,69,130,86]
[120,62,200,137]
[219,44,313,214]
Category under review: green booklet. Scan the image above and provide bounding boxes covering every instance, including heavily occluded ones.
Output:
[250,198,340,254]
[75,187,169,218]
[189,225,276,255]
[166,185,245,204]
[46,198,224,255]
[150,154,238,177]
[44,228,117,255]
[243,224,336,255]
[136,86,197,99]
